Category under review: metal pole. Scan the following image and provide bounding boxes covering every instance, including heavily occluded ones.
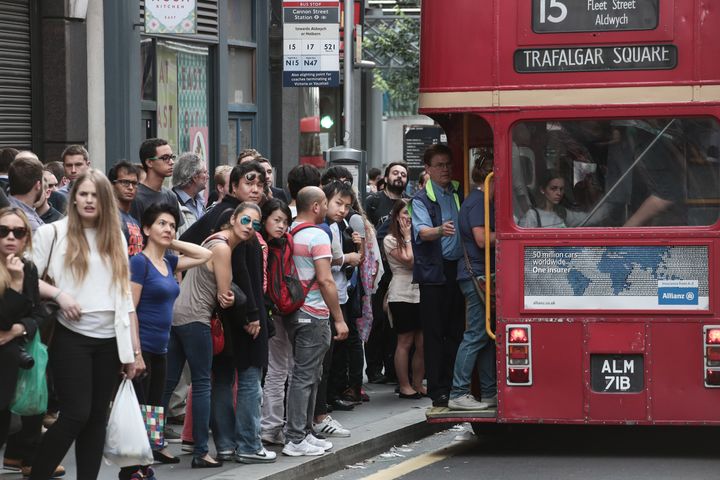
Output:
[343,0,354,147]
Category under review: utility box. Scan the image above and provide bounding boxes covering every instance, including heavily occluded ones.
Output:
[324,146,367,204]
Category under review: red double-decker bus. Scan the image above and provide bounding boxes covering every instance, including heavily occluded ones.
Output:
[421,0,720,430]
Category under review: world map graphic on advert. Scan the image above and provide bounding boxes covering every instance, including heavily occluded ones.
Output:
[524,245,709,311]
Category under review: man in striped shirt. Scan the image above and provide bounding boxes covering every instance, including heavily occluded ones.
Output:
[282,186,349,457]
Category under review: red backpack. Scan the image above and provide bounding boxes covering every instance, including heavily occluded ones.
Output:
[266,222,318,316]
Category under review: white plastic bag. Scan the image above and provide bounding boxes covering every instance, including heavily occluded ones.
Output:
[103,379,154,467]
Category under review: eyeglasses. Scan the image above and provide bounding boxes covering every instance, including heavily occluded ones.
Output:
[149,154,176,163]
[0,226,28,239]
[239,215,262,232]
[113,179,139,188]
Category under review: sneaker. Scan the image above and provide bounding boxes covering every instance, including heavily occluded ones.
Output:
[282,438,326,457]
[305,433,333,451]
[235,447,277,464]
[313,415,350,437]
[261,429,285,446]
[483,394,498,408]
[164,428,181,444]
[217,450,235,461]
[142,466,157,480]
[448,394,489,411]
[181,440,195,453]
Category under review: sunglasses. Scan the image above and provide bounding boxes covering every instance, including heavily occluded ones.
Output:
[239,215,262,232]
[149,154,177,163]
[243,172,265,184]
[0,226,28,239]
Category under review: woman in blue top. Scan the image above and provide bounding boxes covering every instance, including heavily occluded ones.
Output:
[448,155,498,411]
[120,203,212,480]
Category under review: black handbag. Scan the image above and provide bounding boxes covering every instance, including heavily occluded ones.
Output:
[38,225,59,346]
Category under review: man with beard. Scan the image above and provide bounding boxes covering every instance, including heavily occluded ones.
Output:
[363,162,409,384]
[7,153,45,231]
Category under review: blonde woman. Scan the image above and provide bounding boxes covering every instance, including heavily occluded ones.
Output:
[30,170,143,480]
[0,208,55,474]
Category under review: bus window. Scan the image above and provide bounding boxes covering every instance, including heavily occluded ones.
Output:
[512,118,720,228]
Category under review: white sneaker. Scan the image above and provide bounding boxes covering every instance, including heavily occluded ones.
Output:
[305,433,333,451]
[448,394,489,411]
[235,447,277,464]
[261,429,285,446]
[312,415,351,437]
[282,438,326,457]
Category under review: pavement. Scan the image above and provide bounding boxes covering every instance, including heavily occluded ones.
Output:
[1,383,444,480]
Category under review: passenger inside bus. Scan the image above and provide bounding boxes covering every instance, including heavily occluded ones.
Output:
[518,171,598,228]
[513,118,720,228]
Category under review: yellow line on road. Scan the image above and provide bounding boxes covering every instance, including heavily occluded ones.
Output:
[361,440,475,480]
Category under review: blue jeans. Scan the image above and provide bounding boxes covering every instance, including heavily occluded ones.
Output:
[162,323,213,458]
[450,279,497,399]
[210,358,262,454]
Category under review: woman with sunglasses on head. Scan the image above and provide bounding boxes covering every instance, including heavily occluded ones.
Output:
[0,208,63,477]
[30,170,143,480]
[118,203,212,479]
[162,202,262,468]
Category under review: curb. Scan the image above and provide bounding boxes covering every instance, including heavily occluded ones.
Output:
[259,419,446,480]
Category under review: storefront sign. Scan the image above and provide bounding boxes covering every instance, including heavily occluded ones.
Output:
[515,44,677,73]
[178,51,209,153]
[145,0,197,34]
[523,245,709,311]
[532,0,660,33]
[283,1,340,87]
[156,44,178,151]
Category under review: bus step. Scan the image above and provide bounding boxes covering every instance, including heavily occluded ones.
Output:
[426,406,498,421]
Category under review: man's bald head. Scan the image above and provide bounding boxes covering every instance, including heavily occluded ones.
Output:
[296,186,325,214]
[15,150,39,162]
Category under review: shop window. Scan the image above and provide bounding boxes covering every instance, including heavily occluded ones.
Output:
[228,47,255,104]
[228,0,254,42]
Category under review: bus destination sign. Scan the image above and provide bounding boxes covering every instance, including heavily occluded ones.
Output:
[515,44,677,73]
[533,0,660,33]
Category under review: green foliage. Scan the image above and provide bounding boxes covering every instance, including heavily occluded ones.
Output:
[364,8,420,114]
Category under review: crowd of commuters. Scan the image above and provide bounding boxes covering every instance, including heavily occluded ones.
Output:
[0,140,499,479]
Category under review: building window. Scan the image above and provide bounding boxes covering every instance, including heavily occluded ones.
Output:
[228,47,255,104]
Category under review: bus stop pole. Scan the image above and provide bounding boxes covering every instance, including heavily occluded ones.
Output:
[343,0,354,148]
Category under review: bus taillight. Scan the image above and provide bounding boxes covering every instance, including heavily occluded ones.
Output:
[706,328,720,345]
[703,326,720,387]
[506,325,532,386]
[508,327,529,344]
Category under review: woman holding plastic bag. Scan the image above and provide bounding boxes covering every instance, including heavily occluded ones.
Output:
[0,208,47,457]
[30,170,144,480]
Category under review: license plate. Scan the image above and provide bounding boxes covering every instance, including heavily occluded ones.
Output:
[590,354,644,393]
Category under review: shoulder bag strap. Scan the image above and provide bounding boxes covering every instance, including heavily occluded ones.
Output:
[41,224,58,283]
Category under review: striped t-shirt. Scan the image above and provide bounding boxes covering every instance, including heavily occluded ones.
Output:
[291,222,333,319]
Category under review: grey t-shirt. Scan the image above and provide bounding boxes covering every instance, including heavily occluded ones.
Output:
[130,183,185,226]
[172,238,224,327]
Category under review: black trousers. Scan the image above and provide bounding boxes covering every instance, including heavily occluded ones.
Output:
[364,277,397,379]
[29,324,120,480]
[329,304,363,399]
[4,413,43,466]
[419,260,465,402]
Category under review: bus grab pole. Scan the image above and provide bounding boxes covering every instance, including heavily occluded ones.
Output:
[484,172,496,341]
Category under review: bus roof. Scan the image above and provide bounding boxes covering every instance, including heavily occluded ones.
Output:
[419,0,720,110]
